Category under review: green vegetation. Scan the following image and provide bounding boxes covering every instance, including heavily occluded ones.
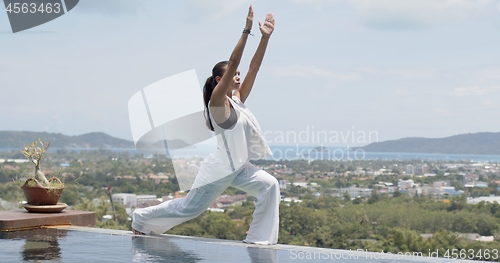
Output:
[168,195,500,261]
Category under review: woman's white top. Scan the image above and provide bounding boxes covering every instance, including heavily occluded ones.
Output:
[192,96,272,189]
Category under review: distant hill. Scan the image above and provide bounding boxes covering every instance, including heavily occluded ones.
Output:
[360,132,500,155]
[0,131,134,148]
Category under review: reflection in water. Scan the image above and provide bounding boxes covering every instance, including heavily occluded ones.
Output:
[0,228,66,262]
[132,236,201,263]
[247,247,278,263]
[132,235,279,263]
[22,236,60,261]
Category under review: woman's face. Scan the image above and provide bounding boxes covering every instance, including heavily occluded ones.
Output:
[220,66,241,90]
[232,69,241,90]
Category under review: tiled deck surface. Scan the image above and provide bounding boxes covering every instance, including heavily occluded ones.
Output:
[0,226,487,263]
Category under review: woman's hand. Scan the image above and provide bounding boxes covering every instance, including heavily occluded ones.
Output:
[245,5,254,31]
[259,13,275,38]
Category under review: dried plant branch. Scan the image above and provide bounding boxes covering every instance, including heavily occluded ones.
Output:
[20,138,51,186]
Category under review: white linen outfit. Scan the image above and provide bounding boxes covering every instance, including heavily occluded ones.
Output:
[132,96,280,245]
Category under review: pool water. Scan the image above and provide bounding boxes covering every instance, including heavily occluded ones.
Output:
[0,227,481,263]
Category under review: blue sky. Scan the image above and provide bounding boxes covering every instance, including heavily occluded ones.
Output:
[1,0,500,146]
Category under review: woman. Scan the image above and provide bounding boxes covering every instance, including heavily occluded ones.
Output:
[132,5,279,245]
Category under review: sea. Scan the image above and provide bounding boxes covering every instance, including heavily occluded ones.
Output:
[2,145,500,162]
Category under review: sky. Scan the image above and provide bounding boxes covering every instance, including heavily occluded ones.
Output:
[1,0,500,147]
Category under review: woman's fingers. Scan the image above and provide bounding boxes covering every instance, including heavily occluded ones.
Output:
[261,13,275,31]
[266,13,275,25]
[248,5,254,18]
[246,5,254,29]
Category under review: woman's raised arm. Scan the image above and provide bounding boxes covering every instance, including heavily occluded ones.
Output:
[210,6,254,108]
[235,12,275,103]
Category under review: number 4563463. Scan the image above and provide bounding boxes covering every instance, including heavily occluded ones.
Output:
[5,2,62,14]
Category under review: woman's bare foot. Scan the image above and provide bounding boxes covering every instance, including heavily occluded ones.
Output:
[132,227,146,235]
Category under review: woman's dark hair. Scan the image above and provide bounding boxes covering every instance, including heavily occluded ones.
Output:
[203,61,228,131]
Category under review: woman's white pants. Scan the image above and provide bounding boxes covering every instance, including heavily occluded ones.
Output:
[132,162,280,245]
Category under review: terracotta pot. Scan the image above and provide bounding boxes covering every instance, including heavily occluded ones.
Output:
[21,177,64,205]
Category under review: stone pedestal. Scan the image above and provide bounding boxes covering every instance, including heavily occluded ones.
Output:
[0,210,96,231]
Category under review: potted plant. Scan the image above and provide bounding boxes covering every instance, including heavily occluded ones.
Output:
[20,138,66,212]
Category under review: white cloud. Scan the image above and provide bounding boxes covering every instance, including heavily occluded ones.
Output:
[394,89,407,95]
[291,0,343,8]
[355,67,437,78]
[483,98,500,108]
[472,68,500,80]
[291,0,500,30]
[74,0,146,16]
[270,65,358,80]
[453,86,500,96]
[354,0,498,28]
[387,69,438,78]
[186,0,251,21]
[432,107,455,117]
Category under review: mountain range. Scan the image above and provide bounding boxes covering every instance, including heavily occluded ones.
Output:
[360,132,500,155]
[1,131,500,155]
[0,131,134,148]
